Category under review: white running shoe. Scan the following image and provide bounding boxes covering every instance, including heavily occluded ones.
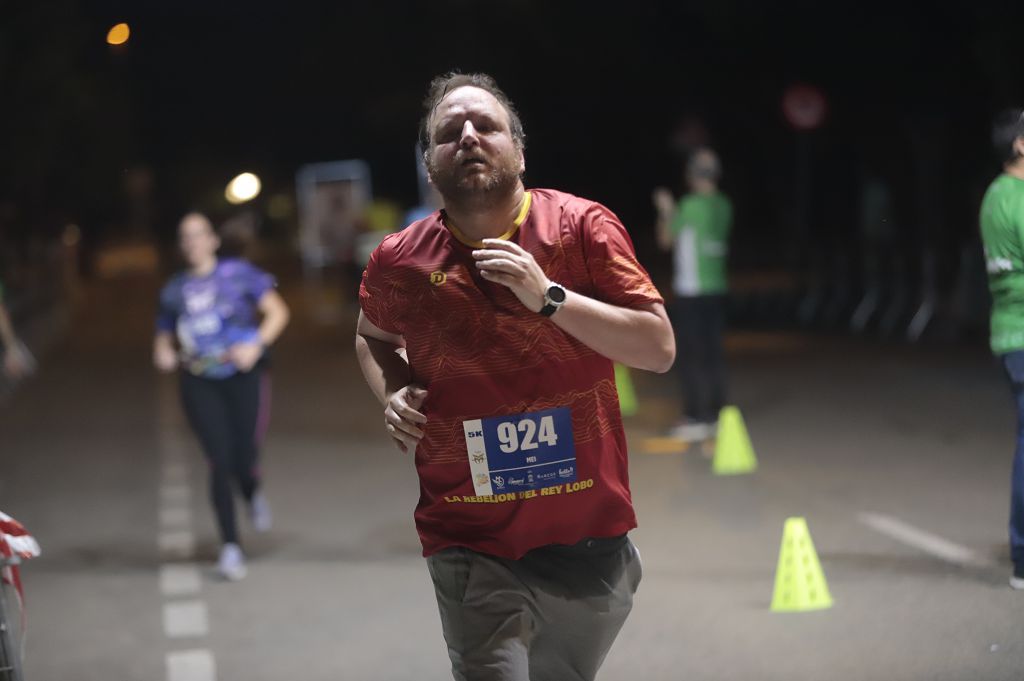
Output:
[1010,574,1024,590]
[668,421,715,442]
[218,542,247,581]
[249,492,272,533]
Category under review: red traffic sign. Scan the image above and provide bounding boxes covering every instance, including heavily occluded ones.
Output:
[782,84,827,131]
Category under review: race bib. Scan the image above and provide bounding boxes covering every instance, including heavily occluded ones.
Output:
[463,407,577,496]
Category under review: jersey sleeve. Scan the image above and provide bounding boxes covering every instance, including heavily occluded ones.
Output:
[670,196,691,235]
[242,262,276,300]
[155,280,179,333]
[359,235,405,336]
[1015,193,1024,246]
[580,204,665,309]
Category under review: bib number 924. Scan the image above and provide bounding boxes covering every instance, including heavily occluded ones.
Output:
[496,415,558,453]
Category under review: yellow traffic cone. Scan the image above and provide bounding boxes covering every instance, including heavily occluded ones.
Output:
[615,363,638,417]
[711,406,757,475]
[770,517,834,612]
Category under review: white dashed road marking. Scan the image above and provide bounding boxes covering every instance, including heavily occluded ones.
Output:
[159,379,217,680]
[160,564,202,597]
[166,649,216,681]
[163,600,210,638]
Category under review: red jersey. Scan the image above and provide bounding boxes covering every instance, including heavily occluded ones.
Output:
[359,189,664,559]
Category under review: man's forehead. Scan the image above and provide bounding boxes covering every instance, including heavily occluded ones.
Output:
[433,86,506,124]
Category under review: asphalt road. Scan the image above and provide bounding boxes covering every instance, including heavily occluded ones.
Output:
[2,274,1023,681]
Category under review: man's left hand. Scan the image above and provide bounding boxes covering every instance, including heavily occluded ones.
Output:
[472,238,549,313]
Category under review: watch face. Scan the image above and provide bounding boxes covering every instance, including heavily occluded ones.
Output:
[547,285,566,304]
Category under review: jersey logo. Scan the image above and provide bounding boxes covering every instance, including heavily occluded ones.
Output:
[429,271,447,286]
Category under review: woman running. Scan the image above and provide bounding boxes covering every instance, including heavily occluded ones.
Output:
[153,212,289,580]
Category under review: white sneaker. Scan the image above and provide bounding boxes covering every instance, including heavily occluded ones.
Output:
[249,492,272,533]
[668,421,715,442]
[218,542,247,581]
[1010,574,1024,590]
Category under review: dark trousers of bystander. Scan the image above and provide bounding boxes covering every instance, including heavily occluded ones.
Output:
[669,294,728,424]
[1000,350,1024,573]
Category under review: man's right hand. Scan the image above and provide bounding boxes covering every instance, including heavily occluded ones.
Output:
[153,343,179,373]
[384,384,428,453]
[652,187,675,216]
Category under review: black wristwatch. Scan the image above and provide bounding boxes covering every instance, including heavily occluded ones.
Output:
[539,282,567,317]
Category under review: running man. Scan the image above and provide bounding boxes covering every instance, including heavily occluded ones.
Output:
[356,72,674,680]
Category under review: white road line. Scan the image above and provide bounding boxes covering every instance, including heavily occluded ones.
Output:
[160,438,191,464]
[858,512,992,568]
[166,649,216,681]
[159,378,216,681]
[162,461,189,482]
[160,564,202,597]
[163,600,209,638]
[161,484,192,504]
[160,506,193,529]
[159,530,196,559]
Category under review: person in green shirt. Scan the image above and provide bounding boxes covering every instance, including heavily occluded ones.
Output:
[653,148,733,441]
[980,108,1024,590]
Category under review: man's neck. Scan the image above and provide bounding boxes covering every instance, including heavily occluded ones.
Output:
[443,184,526,242]
[691,180,717,195]
[1007,161,1024,181]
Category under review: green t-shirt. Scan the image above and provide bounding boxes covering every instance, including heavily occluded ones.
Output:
[981,174,1024,354]
[670,191,732,296]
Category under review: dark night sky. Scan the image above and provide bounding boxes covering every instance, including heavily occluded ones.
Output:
[3,1,1024,291]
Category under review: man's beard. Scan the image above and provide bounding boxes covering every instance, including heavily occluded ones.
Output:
[427,155,521,208]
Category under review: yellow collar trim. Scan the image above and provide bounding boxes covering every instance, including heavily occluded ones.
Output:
[444,192,532,248]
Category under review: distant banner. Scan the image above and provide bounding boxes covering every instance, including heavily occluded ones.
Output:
[295,160,372,270]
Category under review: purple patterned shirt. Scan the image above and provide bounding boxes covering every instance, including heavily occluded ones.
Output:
[157,258,275,378]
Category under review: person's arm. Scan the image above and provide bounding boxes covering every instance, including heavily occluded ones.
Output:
[0,300,32,379]
[227,289,290,372]
[355,311,427,453]
[0,300,18,352]
[153,330,179,373]
[255,289,289,347]
[472,239,675,373]
[651,187,676,252]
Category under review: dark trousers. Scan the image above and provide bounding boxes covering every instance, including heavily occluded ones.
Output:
[1000,351,1024,570]
[670,294,728,423]
[180,369,268,545]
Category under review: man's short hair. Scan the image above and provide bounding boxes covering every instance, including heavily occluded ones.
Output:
[418,72,526,160]
[992,109,1024,166]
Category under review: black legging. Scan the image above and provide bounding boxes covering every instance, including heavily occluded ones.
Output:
[180,369,268,545]
[669,295,728,424]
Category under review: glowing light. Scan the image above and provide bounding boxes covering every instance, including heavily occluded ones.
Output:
[225,173,262,204]
[107,23,130,46]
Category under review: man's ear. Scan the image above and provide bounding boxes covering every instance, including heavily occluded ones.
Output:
[1014,136,1024,160]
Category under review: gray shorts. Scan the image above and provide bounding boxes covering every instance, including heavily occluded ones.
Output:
[426,534,642,681]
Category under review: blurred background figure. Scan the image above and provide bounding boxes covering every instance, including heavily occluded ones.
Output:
[0,280,35,380]
[979,109,1024,590]
[152,212,290,581]
[402,143,444,227]
[653,148,733,441]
